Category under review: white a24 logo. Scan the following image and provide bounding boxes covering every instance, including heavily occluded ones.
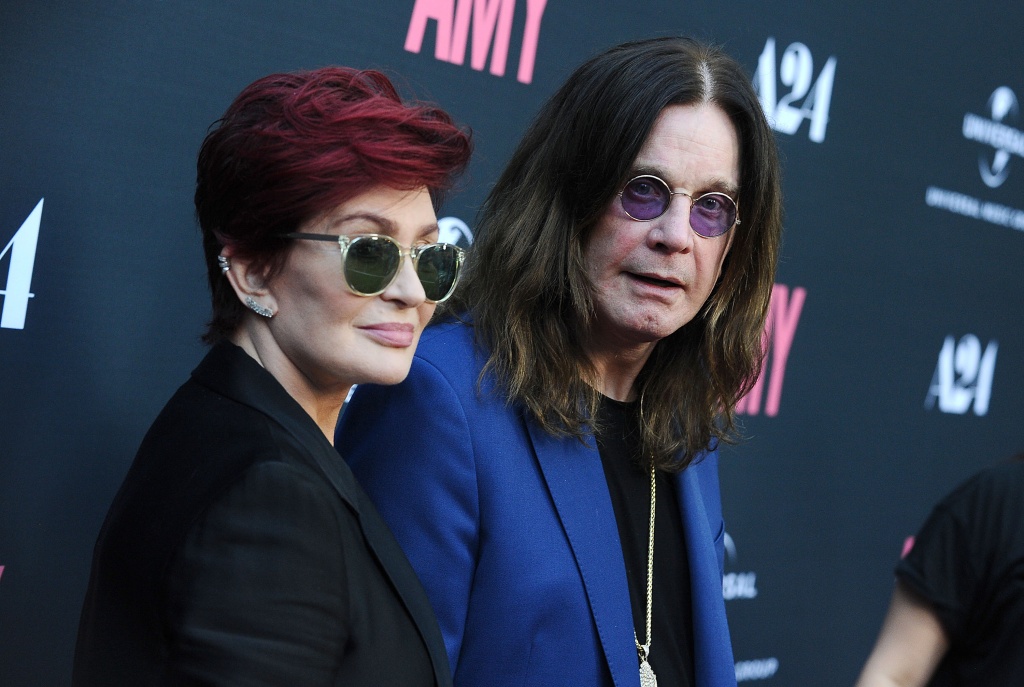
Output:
[755,38,837,143]
[1,199,42,330]
[925,335,998,416]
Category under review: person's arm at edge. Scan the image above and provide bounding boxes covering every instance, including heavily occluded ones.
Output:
[853,579,949,687]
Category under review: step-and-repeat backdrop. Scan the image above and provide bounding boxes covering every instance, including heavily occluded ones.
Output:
[2,2,1021,684]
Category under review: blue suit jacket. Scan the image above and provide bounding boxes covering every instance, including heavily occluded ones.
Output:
[337,321,736,687]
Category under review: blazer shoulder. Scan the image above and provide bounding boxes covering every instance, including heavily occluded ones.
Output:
[417,320,479,362]
[134,380,293,491]
[101,380,326,583]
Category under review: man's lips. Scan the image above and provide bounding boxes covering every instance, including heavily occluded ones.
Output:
[628,271,684,288]
[358,322,416,347]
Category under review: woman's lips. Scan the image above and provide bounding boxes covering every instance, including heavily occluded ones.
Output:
[359,322,415,347]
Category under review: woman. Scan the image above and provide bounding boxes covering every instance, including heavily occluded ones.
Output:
[73,67,471,686]
[337,38,781,687]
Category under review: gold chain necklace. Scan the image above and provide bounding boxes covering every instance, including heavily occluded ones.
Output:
[633,460,658,687]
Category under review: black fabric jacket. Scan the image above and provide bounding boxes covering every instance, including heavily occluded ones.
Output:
[74,342,451,686]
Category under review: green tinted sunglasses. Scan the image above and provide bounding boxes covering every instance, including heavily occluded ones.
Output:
[284,232,465,303]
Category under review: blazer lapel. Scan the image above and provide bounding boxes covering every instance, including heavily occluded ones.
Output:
[527,420,639,687]
[674,468,735,687]
[344,481,454,687]
[194,343,452,686]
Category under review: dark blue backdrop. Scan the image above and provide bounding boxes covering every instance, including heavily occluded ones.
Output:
[2,2,1022,684]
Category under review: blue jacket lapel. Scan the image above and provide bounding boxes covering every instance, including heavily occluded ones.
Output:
[525,411,735,687]
[527,420,639,687]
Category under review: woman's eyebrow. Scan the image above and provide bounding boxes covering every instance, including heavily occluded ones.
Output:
[325,213,440,241]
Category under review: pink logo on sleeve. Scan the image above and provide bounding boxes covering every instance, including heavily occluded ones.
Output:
[405,0,549,84]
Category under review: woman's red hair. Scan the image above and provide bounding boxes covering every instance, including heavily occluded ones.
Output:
[195,67,472,342]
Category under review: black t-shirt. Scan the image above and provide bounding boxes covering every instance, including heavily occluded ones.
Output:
[896,459,1024,687]
[595,396,695,687]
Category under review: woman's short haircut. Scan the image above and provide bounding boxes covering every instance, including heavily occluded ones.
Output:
[195,66,472,343]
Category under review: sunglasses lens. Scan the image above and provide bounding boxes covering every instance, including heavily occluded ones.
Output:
[415,244,462,302]
[344,236,400,295]
[620,176,670,220]
[690,193,737,238]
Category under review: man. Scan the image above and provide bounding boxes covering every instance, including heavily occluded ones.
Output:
[337,37,782,687]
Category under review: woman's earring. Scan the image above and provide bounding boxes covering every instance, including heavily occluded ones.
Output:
[245,296,274,318]
[217,255,231,273]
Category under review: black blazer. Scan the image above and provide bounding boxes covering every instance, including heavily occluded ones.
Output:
[74,342,452,686]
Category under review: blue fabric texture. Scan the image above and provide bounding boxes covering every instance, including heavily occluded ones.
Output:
[337,320,737,687]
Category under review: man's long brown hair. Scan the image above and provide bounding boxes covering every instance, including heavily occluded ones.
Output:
[445,37,783,471]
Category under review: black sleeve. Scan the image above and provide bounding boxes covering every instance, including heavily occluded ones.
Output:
[163,460,348,686]
[896,487,983,645]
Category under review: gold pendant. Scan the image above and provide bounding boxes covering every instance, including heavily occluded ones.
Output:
[639,657,658,687]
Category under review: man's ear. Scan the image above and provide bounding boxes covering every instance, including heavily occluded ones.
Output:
[220,246,278,316]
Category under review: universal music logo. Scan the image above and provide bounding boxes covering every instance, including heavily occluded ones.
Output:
[925,86,1024,232]
[723,533,779,682]
[438,216,474,246]
[964,87,1021,189]
[722,532,758,601]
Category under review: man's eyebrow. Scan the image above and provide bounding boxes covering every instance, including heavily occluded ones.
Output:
[702,177,740,198]
[628,165,740,198]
